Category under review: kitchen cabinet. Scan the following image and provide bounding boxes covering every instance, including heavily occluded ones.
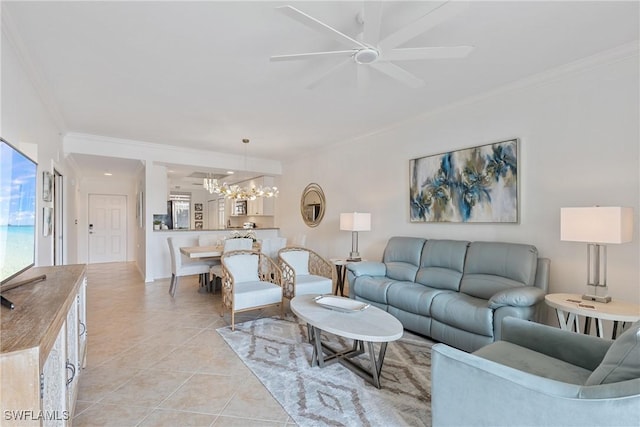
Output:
[237,176,276,216]
[0,265,87,426]
[247,197,274,216]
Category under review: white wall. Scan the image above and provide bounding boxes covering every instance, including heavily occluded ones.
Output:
[277,47,640,306]
[1,29,80,267]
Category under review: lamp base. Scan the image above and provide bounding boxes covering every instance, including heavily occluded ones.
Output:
[347,251,361,262]
[581,294,612,304]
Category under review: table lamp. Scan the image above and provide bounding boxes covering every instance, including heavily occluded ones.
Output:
[340,212,371,261]
[560,206,633,303]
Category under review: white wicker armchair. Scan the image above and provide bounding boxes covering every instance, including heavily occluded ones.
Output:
[278,247,334,300]
[220,250,283,331]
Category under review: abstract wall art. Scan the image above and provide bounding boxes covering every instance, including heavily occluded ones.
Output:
[410,139,518,223]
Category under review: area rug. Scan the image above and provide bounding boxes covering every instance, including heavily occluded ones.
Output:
[217,316,433,426]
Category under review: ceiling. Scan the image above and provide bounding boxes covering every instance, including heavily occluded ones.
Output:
[4,1,639,180]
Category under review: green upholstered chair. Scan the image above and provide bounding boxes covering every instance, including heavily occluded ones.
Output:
[432,317,640,426]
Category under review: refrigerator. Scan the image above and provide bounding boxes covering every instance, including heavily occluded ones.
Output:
[168,201,190,229]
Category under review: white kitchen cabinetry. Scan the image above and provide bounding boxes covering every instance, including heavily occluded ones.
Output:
[0,265,87,426]
[244,176,276,216]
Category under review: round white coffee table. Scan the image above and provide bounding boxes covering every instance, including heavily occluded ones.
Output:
[290,294,403,388]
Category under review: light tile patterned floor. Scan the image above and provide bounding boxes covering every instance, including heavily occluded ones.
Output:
[74,262,295,427]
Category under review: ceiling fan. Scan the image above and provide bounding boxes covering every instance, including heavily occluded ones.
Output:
[270,1,474,89]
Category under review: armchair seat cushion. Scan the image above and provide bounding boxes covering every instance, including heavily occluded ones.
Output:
[294,274,332,296]
[233,281,282,310]
[431,292,494,337]
[474,340,593,385]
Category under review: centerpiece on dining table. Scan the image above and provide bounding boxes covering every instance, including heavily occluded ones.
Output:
[228,230,257,242]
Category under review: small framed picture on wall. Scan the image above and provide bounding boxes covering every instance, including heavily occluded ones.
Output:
[195,212,203,220]
[43,207,53,236]
[194,203,203,212]
[43,171,53,202]
[195,221,203,229]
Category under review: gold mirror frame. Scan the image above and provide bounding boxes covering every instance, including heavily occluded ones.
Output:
[300,183,326,227]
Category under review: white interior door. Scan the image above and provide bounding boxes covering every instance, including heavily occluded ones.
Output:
[88,194,127,263]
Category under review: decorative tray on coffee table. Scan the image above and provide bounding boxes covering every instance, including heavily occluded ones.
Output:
[314,295,370,313]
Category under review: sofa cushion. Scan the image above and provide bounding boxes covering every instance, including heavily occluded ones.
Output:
[280,250,309,275]
[352,276,396,305]
[586,321,640,385]
[460,242,538,300]
[474,341,593,385]
[382,237,425,281]
[430,292,494,337]
[386,282,448,317]
[415,239,469,291]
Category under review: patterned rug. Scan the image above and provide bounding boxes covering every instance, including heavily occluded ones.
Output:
[217,316,433,427]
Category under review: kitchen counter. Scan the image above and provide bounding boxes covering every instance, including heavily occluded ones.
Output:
[153,227,279,231]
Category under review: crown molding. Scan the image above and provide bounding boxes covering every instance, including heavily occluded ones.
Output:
[63,132,282,176]
[345,41,640,145]
[2,7,67,133]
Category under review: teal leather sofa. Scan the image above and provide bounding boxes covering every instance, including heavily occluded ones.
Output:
[432,317,640,426]
[346,237,550,352]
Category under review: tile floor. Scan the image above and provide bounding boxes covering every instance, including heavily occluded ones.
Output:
[74,262,295,426]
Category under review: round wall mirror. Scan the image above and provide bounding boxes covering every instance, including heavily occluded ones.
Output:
[301,183,326,227]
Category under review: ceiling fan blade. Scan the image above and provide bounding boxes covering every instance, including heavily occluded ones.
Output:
[370,62,425,88]
[277,5,367,49]
[357,65,371,90]
[362,2,383,45]
[378,1,468,51]
[305,58,352,90]
[383,46,474,61]
[270,50,356,62]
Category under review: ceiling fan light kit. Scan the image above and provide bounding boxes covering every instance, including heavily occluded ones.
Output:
[271,2,473,88]
[354,48,379,64]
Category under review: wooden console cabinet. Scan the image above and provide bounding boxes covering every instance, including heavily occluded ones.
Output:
[1,265,87,426]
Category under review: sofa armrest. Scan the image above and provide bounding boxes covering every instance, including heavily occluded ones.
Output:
[345,261,386,277]
[500,317,613,371]
[432,343,640,426]
[488,286,545,308]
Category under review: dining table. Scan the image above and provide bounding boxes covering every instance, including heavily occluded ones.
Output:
[180,245,224,259]
[180,242,262,259]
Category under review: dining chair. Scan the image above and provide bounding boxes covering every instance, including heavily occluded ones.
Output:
[278,246,333,300]
[220,249,283,331]
[167,237,212,297]
[291,234,307,247]
[210,238,254,287]
[198,234,223,292]
[260,237,288,261]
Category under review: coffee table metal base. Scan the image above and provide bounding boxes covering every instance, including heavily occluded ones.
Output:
[307,324,389,389]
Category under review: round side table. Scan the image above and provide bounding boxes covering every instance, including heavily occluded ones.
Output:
[329,258,366,297]
[544,293,640,339]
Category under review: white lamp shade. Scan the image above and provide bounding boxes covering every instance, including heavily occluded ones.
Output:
[340,212,371,231]
[561,207,633,244]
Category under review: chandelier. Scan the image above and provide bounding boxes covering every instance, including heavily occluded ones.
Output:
[202,177,278,200]
[203,139,278,200]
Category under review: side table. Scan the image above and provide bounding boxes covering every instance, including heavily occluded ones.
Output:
[544,293,640,339]
[329,258,365,297]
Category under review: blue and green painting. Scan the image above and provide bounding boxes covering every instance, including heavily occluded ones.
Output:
[410,139,518,223]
